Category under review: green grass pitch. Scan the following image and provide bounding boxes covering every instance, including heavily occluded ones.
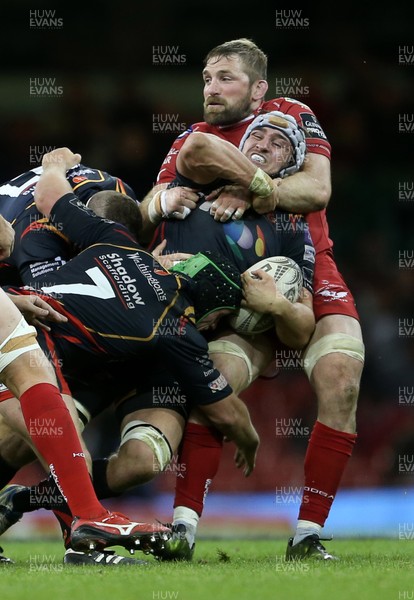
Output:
[1,538,413,600]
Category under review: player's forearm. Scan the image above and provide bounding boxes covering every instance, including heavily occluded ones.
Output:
[203,393,259,476]
[179,132,258,188]
[35,169,72,217]
[138,184,167,243]
[221,403,258,451]
[251,172,330,215]
[182,132,278,212]
[35,148,81,217]
[272,296,315,349]
[201,393,259,449]
[252,153,332,215]
[276,171,331,213]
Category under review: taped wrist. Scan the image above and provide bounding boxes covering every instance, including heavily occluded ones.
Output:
[249,168,274,197]
[160,190,174,217]
[148,191,163,224]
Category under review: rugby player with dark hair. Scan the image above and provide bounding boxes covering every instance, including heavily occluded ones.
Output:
[139,38,365,561]
[0,212,170,564]
[0,111,317,565]
[0,147,261,565]
[0,162,138,288]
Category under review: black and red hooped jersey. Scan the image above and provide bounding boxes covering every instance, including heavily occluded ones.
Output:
[6,194,233,407]
[0,164,136,286]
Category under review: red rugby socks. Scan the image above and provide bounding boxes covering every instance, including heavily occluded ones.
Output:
[20,383,106,519]
[298,420,357,525]
[173,422,223,516]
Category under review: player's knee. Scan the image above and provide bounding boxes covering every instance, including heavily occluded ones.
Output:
[119,420,173,486]
[0,426,35,468]
[330,371,359,414]
[116,440,157,486]
[208,340,254,392]
[314,352,361,404]
[313,353,360,431]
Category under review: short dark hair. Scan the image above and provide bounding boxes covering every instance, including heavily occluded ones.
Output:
[204,38,268,83]
[87,191,142,241]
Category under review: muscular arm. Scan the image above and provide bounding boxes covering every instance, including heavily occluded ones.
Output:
[177,136,332,217]
[253,153,331,214]
[138,131,276,239]
[0,215,15,260]
[199,392,260,476]
[34,148,81,217]
[179,135,331,216]
[178,132,260,188]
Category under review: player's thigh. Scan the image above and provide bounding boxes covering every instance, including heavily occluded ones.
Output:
[0,289,24,342]
[208,329,275,393]
[310,314,363,345]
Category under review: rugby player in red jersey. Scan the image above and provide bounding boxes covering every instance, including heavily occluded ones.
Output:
[140,38,365,561]
[0,124,315,566]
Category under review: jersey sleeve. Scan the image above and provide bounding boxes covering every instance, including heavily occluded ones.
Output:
[156,125,198,185]
[50,193,139,250]
[66,165,138,203]
[263,98,331,160]
[13,216,72,286]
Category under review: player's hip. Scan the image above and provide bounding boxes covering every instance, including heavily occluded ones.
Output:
[313,249,359,321]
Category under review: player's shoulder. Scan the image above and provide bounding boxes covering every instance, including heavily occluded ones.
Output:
[0,166,42,194]
[66,163,137,202]
[262,97,314,114]
[261,97,320,125]
[262,98,329,146]
[66,163,105,185]
[174,121,212,141]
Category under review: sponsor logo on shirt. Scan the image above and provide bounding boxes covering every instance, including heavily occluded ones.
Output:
[300,112,327,140]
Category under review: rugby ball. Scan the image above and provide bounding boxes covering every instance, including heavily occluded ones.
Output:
[229,256,303,335]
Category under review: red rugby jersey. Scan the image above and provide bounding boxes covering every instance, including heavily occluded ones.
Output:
[156,98,333,254]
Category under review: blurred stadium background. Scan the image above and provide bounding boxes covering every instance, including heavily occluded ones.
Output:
[1,2,413,541]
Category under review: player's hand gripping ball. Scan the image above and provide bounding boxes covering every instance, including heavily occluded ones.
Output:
[229,256,303,334]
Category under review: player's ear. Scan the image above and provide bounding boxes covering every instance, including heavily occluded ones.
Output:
[252,79,268,102]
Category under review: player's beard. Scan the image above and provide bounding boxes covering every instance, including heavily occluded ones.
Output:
[203,93,253,126]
